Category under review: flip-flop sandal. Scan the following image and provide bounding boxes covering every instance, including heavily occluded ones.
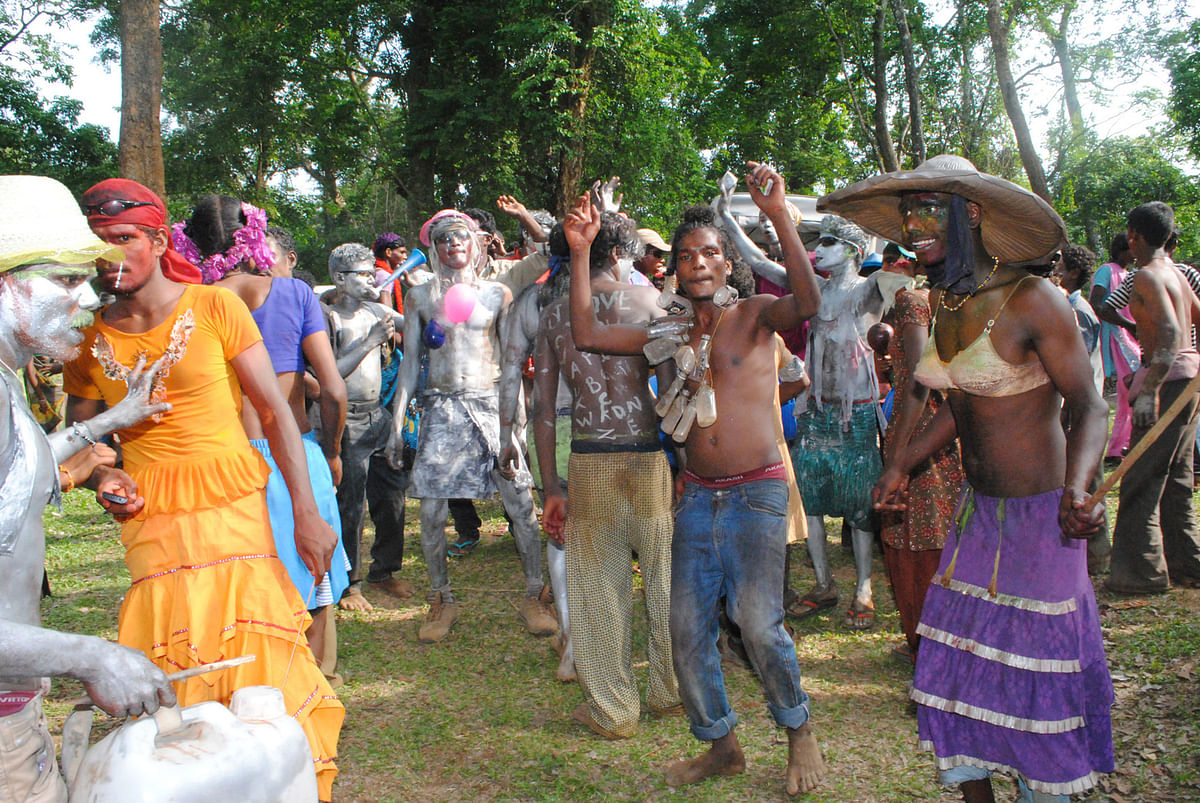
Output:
[785,590,839,620]
[844,601,876,630]
[447,539,479,558]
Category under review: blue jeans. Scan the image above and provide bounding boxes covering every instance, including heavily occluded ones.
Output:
[671,478,811,741]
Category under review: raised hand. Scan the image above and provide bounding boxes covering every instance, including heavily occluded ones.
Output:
[496,194,527,218]
[590,176,623,214]
[746,161,787,216]
[564,194,602,252]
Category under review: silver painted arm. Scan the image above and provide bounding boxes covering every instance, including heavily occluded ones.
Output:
[712,171,787,287]
[48,356,171,464]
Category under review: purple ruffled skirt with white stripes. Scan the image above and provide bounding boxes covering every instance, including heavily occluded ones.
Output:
[911,487,1114,795]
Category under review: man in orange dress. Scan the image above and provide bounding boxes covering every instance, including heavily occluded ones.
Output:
[63,179,343,801]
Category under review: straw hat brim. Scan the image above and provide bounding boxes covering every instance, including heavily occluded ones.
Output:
[817,167,1067,265]
[0,237,124,273]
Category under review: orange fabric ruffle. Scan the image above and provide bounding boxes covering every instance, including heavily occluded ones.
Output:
[129,446,270,519]
[118,490,342,800]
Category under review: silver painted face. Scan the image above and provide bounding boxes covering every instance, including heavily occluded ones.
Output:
[813,238,855,278]
[0,263,99,360]
[334,263,381,301]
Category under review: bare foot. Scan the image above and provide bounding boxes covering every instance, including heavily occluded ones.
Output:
[785,723,825,796]
[338,592,372,612]
[664,732,745,787]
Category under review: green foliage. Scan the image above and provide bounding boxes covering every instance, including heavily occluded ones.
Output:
[0,68,117,191]
[1053,135,1200,262]
[1168,19,1200,161]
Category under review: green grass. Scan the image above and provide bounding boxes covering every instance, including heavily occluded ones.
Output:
[39,487,1200,802]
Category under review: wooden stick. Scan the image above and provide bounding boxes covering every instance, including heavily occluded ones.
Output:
[70,654,257,709]
[1085,370,1200,508]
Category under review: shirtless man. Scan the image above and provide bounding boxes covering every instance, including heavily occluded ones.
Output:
[387,210,555,643]
[566,163,826,796]
[527,212,680,738]
[0,175,175,802]
[325,244,411,611]
[1106,201,1200,594]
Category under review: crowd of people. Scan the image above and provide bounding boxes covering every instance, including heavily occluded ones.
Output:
[1,152,1197,801]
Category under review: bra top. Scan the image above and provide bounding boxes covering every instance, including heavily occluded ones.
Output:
[913,276,1051,397]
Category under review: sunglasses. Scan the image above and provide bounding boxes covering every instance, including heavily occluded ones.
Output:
[82,199,155,217]
[434,231,471,245]
[818,236,841,247]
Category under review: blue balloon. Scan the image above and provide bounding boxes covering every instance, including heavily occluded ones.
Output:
[422,319,446,349]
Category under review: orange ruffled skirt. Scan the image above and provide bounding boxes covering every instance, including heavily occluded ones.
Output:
[117,481,343,800]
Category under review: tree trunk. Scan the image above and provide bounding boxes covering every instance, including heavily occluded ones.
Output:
[1048,6,1085,139]
[890,0,925,164]
[987,0,1051,200]
[396,1,437,230]
[117,0,165,198]
[553,0,609,217]
[872,0,899,171]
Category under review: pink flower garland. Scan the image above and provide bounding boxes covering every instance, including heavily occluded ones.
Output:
[172,202,276,284]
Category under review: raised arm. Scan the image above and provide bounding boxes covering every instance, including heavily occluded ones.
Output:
[712,171,787,287]
[566,193,650,356]
[746,162,821,330]
[496,195,548,244]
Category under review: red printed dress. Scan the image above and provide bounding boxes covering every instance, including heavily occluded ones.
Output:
[881,287,966,655]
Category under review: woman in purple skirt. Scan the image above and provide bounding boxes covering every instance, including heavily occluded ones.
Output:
[822,156,1113,802]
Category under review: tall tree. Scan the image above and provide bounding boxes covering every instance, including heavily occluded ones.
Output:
[986,0,1050,199]
[117,0,164,195]
[890,0,925,163]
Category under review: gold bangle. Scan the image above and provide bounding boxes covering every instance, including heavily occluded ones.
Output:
[58,465,75,493]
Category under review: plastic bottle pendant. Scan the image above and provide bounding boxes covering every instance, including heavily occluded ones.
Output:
[694,383,717,428]
[662,388,690,433]
[643,336,681,365]
[674,344,696,375]
[672,397,698,442]
[654,373,687,418]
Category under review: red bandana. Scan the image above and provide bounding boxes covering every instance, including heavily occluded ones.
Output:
[80,179,203,284]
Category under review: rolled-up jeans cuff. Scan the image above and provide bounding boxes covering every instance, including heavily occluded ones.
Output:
[939,764,990,786]
[689,710,738,742]
[769,699,810,730]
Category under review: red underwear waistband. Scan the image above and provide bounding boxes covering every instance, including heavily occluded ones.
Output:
[0,691,38,717]
[683,461,786,489]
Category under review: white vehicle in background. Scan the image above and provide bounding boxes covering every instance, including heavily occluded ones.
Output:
[727,192,884,254]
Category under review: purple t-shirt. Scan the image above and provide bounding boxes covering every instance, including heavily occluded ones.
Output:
[250,277,326,374]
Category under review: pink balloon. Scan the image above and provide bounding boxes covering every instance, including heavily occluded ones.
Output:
[443,282,477,324]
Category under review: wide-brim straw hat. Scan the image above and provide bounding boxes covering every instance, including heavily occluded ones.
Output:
[817,155,1067,265]
[0,175,124,272]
